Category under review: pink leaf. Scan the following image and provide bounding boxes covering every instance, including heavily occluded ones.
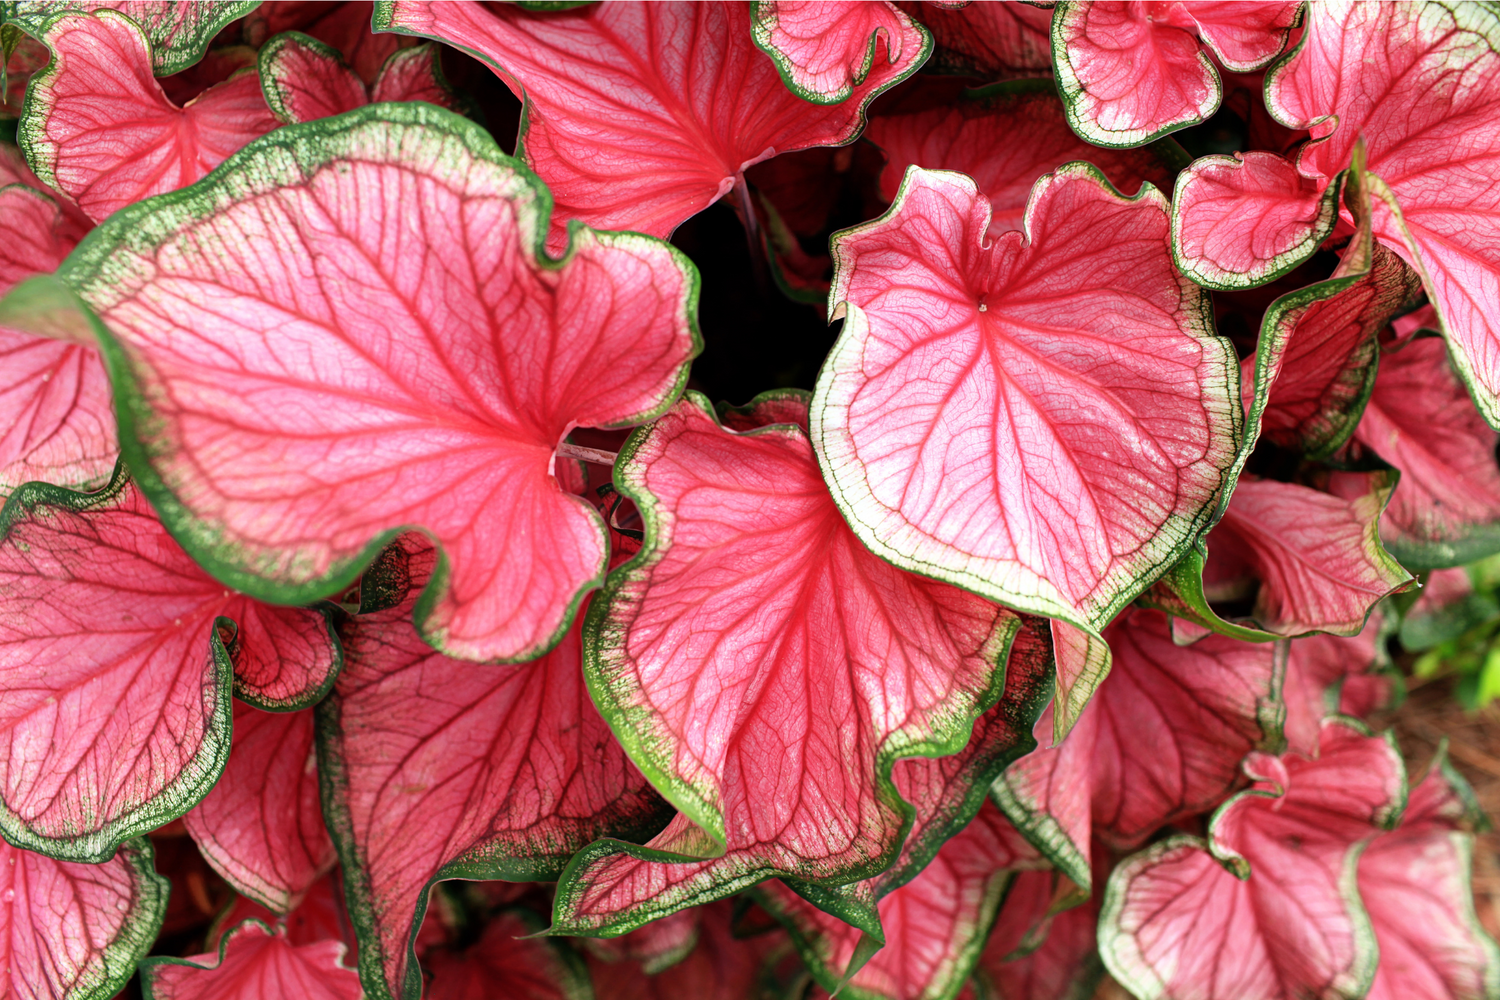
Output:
[6,1,257,75]
[139,918,362,1000]
[210,872,358,954]
[1145,475,1412,641]
[0,473,335,862]
[1171,150,1341,290]
[1,837,167,1000]
[581,901,788,1000]
[759,803,1044,1000]
[552,392,1031,932]
[995,608,1280,891]
[1332,337,1500,569]
[319,534,669,1000]
[247,2,412,86]
[750,1,930,105]
[1099,719,1405,1000]
[259,30,459,125]
[19,10,278,223]
[424,909,591,1000]
[813,164,1237,663]
[866,79,1187,237]
[1258,3,1500,427]
[1052,0,1300,148]
[894,0,1052,80]
[183,703,336,915]
[376,1,917,243]
[1361,753,1500,1000]
[977,884,1102,1000]
[0,182,110,496]
[57,103,699,663]
[1281,617,1391,756]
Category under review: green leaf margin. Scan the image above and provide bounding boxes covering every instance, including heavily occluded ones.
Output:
[749,0,934,107]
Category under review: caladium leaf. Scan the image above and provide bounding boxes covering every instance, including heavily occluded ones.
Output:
[582,900,788,1000]
[0,471,337,862]
[1361,751,1500,1000]
[19,10,278,224]
[375,1,919,243]
[1171,151,1344,291]
[1,837,167,1000]
[976,882,1103,1000]
[259,30,458,125]
[183,703,336,915]
[1331,337,1500,569]
[866,79,1188,237]
[1,0,257,75]
[552,392,1027,936]
[139,918,363,1000]
[1144,474,1413,642]
[750,1,930,105]
[1,31,48,119]
[759,804,1044,1000]
[1281,617,1391,756]
[51,103,699,664]
[1051,0,1300,148]
[813,164,1238,704]
[247,1,412,85]
[209,872,359,955]
[1099,719,1406,1000]
[1261,1,1500,429]
[995,608,1281,892]
[0,183,110,496]
[582,906,700,974]
[423,909,591,1000]
[319,534,670,1000]
[894,0,1051,80]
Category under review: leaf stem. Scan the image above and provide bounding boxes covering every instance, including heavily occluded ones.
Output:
[557,442,618,466]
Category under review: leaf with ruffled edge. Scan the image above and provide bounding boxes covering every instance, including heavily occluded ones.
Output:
[1,836,167,1000]
[319,534,670,1000]
[812,163,1239,734]
[551,390,1032,938]
[35,102,699,664]
[994,607,1281,893]
[894,0,1051,80]
[374,1,919,246]
[1361,748,1500,1000]
[1099,718,1406,1000]
[19,10,278,224]
[1331,337,1500,570]
[1280,617,1393,756]
[750,1,930,105]
[0,469,338,862]
[259,30,459,126]
[183,703,336,915]
[0,178,106,496]
[1,0,256,75]
[140,918,362,1000]
[865,79,1189,238]
[1051,0,1300,149]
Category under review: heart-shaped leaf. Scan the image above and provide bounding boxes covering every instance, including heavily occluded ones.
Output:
[421,909,592,1000]
[319,534,670,1000]
[19,10,278,224]
[1,837,167,1000]
[1331,337,1500,569]
[375,1,917,243]
[750,0,930,105]
[1051,0,1300,148]
[47,102,699,663]
[812,163,1238,726]
[1361,750,1500,1000]
[1,0,256,75]
[259,30,458,125]
[1099,719,1406,1000]
[0,471,337,862]
[183,703,336,915]
[995,608,1281,892]
[866,79,1188,238]
[0,180,108,496]
[552,391,1029,934]
[139,918,362,1000]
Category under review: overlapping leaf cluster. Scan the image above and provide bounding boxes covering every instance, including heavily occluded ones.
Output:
[0,2,1498,999]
